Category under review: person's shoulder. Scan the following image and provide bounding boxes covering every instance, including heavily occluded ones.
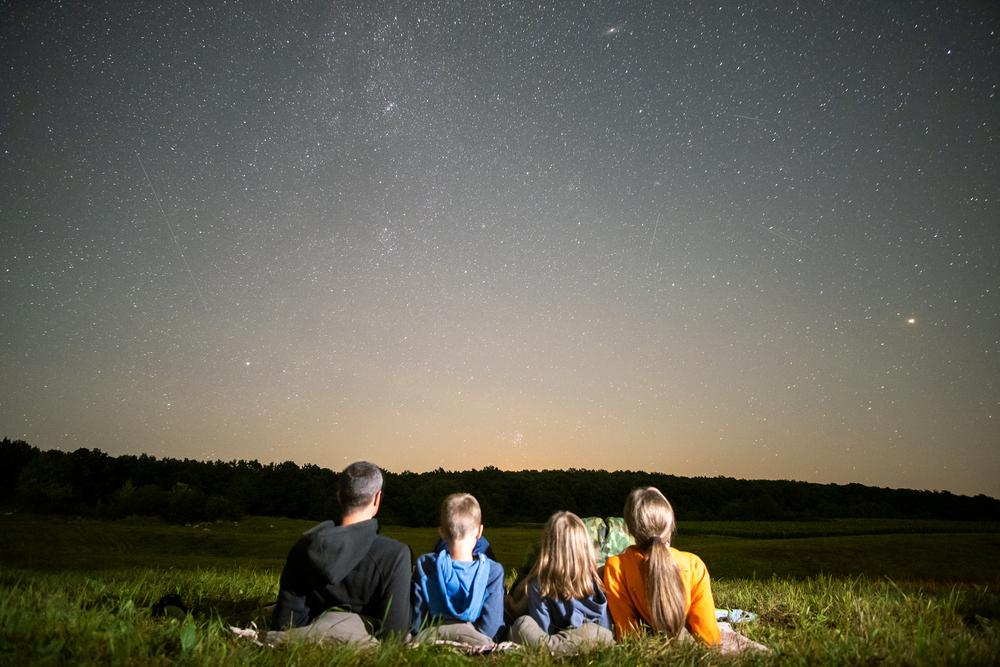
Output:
[372,532,408,551]
[669,547,708,573]
[486,557,504,580]
[606,544,641,565]
[304,519,336,534]
[668,546,702,562]
[286,519,335,555]
[414,550,440,569]
[416,549,440,562]
[368,533,410,562]
[294,519,335,543]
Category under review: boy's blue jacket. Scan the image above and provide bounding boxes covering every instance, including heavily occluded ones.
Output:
[527,578,612,634]
[432,535,494,560]
[411,550,505,638]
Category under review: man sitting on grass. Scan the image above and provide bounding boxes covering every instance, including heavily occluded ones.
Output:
[268,461,411,644]
[411,492,506,646]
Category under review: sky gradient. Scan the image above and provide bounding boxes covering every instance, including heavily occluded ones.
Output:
[2,1,998,497]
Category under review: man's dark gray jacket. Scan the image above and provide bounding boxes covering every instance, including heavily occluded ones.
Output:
[271,518,411,637]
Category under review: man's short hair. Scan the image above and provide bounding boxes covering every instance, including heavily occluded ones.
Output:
[439,492,482,541]
[337,461,383,512]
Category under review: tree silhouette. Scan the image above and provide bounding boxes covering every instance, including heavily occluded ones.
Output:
[2,438,998,523]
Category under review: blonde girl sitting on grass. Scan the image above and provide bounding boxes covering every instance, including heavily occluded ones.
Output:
[603,487,721,645]
[509,511,614,655]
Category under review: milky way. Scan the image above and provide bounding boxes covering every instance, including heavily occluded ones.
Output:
[2,1,998,496]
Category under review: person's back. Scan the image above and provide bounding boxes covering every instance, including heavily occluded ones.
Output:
[411,492,505,645]
[270,461,411,643]
[604,543,718,642]
[510,511,614,655]
[603,487,720,645]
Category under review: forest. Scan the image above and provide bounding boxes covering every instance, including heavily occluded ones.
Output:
[3,438,998,525]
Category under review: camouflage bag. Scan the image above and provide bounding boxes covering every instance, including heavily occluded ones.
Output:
[582,516,634,567]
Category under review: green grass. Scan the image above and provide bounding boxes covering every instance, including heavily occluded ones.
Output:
[0,516,543,576]
[1,514,999,665]
[679,533,1000,581]
[678,518,1000,539]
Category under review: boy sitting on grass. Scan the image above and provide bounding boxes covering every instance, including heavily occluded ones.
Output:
[411,492,506,646]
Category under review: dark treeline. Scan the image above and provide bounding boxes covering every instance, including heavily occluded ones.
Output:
[3,438,998,525]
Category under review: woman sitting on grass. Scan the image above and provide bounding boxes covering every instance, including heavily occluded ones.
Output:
[603,487,721,645]
[509,511,615,655]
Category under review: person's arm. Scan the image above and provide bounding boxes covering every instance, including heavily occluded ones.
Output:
[599,603,613,631]
[376,543,413,639]
[271,547,310,629]
[596,584,614,631]
[473,560,506,640]
[271,588,309,629]
[526,581,553,634]
[603,554,640,640]
[684,556,721,646]
[410,556,430,635]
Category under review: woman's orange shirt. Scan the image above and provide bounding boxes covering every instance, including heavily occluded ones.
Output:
[602,545,721,645]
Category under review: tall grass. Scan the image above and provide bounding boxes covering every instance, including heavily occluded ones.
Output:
[2,568,997,665]
[2,515,998,665]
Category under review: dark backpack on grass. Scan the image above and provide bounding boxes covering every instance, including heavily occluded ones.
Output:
[151,593,189,619]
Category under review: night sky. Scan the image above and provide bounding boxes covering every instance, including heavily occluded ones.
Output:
[2,1,998,497]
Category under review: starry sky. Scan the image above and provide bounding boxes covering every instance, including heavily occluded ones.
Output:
[2,1,998,498]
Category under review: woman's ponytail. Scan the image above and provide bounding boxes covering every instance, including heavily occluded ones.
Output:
[645,536,686,635]
[624,487,687,636]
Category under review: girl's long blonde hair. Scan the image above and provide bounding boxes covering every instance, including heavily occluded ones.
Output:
[624,487,686,636]
[528,511,600,600]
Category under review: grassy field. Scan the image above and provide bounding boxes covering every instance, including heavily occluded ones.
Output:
[2,513,999,665]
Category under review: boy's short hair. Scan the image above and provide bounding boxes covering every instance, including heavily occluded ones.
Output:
[439,492,482,541]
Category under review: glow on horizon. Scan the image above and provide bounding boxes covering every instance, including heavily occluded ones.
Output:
[1,1,998,499]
